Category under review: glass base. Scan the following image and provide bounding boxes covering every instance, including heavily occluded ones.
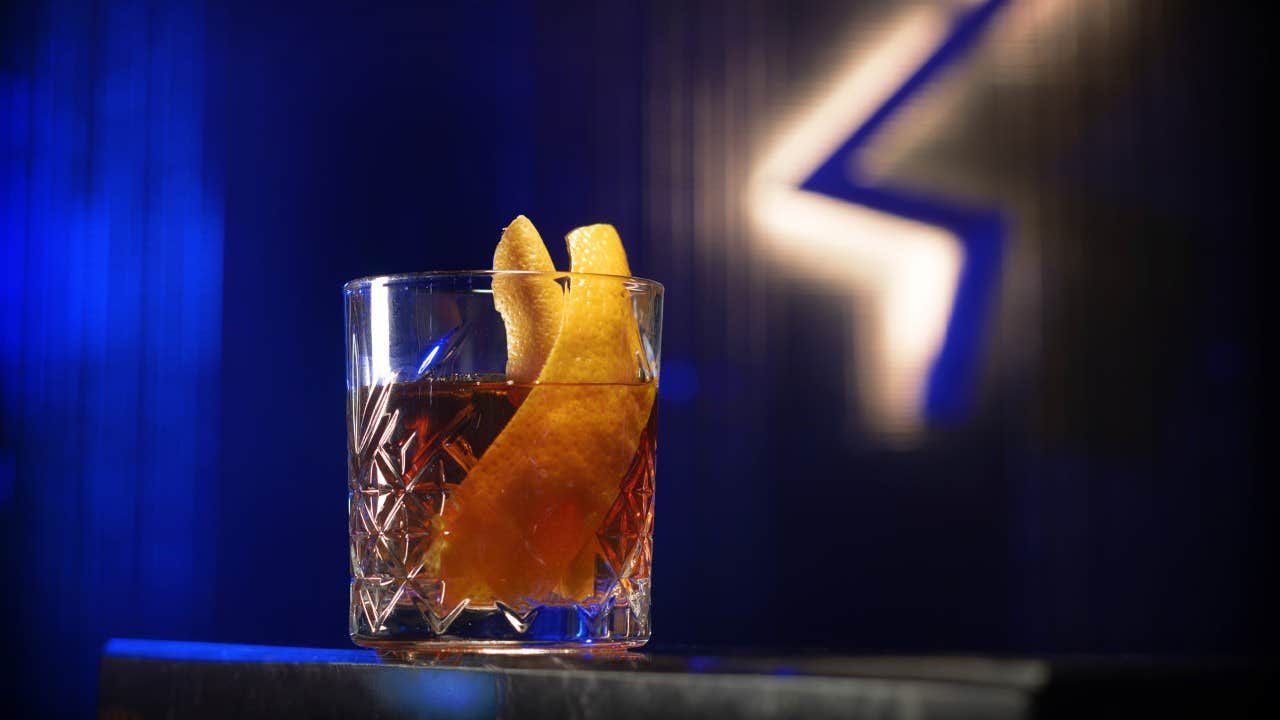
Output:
[368,640,646,658]
[351,600,650,653]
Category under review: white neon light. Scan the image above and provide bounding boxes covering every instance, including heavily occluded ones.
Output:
[747,6,963,438]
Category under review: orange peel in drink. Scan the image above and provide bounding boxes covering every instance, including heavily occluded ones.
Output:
[492,215,562,383]
[428,219,657,608]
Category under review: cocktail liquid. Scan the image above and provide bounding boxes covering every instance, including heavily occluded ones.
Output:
[349,376,655,651]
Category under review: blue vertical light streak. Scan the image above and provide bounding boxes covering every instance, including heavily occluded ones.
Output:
[1,77,29,447]
[0,0,222,714]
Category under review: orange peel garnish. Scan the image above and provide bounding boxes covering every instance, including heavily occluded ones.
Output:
[492,215,561,383]
[430,221,656,606]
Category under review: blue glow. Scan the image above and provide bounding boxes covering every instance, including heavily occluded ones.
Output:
[416,324,468,379]
[659,359,699,405]
[375,668,499,719]
[419,344,443,375]
[687,656,717,672]
[105,638,380,665]
[2,1,222,714]
[801,0,1008,422]
[0,78,28,400]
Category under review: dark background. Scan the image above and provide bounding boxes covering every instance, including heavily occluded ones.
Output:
[1,0,1266,716]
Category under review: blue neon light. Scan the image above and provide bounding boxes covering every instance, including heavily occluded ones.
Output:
[105,638,380,665]
[2,0,223,714]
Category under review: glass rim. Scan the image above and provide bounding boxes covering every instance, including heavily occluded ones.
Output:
[343,269,664,294]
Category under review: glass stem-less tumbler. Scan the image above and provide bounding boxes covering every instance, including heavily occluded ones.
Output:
[344,271,662,651]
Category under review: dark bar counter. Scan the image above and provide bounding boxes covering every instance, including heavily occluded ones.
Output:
[98,639,1263,719]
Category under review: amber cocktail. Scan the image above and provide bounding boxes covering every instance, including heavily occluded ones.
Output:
[345,220,662,651]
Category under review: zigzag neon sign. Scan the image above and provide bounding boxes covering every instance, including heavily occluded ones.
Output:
[749,0,1006,435]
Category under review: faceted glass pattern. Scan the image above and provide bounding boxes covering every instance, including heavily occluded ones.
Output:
[344,272,662,651]
[348,378,656,648]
